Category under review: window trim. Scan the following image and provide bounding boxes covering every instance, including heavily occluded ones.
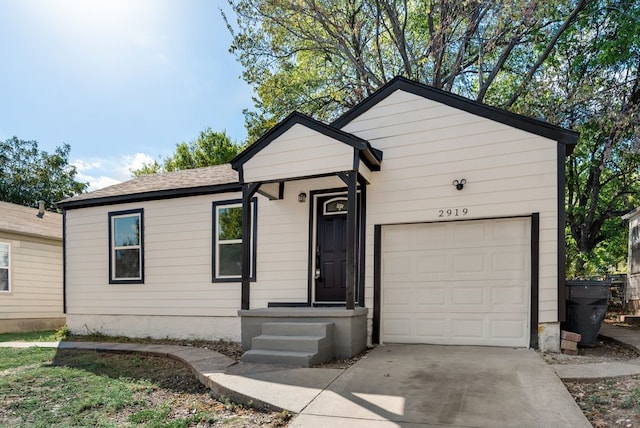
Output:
[212,198,257,283]
[0,242,10,293]
[108,208,144,284]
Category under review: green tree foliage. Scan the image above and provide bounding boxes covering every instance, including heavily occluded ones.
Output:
[0,137,87,211]
[225,0,587,141]
[132,128,242,177]
[511,0,640,276]
[226,0,640,275]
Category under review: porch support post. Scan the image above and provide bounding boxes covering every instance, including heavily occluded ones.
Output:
[345,170,358,310]
[241,183,260,310]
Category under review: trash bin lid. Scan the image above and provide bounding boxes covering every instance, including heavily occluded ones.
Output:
[566,282,610,299]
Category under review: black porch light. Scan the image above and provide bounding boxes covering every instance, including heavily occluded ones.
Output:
[453,179,466,190]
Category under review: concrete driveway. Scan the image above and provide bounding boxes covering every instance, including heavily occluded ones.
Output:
[291,344,590,427]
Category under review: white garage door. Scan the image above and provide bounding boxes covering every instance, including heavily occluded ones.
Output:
[382,218,530,347]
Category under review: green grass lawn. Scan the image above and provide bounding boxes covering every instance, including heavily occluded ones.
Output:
[0,330,58,342]
[0,333,290,427]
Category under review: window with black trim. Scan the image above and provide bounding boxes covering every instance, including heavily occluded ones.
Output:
[212,199,257,282]
[109,209,144,284]
[0,242,9,292]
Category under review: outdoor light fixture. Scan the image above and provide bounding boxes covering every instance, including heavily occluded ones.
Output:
[298,192,307,203]
[453,179,466,190]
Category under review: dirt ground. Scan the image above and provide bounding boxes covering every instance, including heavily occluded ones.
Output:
[541,326,640,427]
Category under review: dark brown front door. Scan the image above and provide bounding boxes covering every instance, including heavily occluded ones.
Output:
[315,194,353,302]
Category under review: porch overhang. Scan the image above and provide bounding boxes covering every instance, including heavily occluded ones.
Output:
[230,111,382,185]
[231,112,381,311]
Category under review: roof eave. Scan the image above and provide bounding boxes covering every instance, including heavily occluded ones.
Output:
[57,182,241,210]
[0,228,62,242]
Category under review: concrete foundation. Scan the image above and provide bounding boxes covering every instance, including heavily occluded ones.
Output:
[0,317,66,334]
[66,314,240,341]
[238,307,368,358]
[537,322,560,353]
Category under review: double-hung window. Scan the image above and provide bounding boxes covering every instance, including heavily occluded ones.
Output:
[0,242,9,292]
[109,209,144,284]
[212,199,256,282]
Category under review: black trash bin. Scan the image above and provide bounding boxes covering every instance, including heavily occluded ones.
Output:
[564,280,611,347]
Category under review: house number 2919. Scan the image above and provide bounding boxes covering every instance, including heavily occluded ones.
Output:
[438,208,468,217]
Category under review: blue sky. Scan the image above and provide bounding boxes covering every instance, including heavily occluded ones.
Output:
[0,0,253,190]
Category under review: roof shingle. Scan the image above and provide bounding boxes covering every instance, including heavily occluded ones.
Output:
[59,164,239,208]
[0,201,62,240]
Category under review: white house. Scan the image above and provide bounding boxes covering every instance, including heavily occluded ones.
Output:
[0,201,65,333]
[59,77,577,359]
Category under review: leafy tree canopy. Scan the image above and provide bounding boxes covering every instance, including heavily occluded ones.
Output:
[225,0,589,141]
[132,128,242,177]
[0,137,87,211]
[512,0,640,276]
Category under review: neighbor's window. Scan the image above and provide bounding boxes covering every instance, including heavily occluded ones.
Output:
[212,199,257,282]
[631,224,640,274]
[109,209,144,283]
[0,242,9,292]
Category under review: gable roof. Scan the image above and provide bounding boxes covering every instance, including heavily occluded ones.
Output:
[332,76,579,153]
[231,112,383,173]
[0,201,62,240]
[58,164,239,209]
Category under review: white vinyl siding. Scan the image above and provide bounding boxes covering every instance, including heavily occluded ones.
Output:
[341,89,559,324]
[242,124,353,182]
[65,195,249,321]
[0,233,63,320]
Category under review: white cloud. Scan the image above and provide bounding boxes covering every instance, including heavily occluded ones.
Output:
[84,175,121,191]
[74,152,156,191]
[118,152,156,177]
[73,159,102,172]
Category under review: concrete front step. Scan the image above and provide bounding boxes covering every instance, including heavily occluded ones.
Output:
[241,349,320,366]
[251,334,332,353]
[262,322,333,336]
[241,321,335,367]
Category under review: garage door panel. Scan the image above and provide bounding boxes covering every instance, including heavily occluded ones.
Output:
[414,226,447,243]
[384,317,413,338]
[492,250,527,272]
[415,319,447,339]
[491,319,527,340]
[382,218,530,347]
[416,254,448,274]
[383,254,410,275]
[491,221,528,240]
[451,318,486,340]
[453,253,486,273]
[491,285,527,306]
[451,287,484,305]
[452,223,486,243]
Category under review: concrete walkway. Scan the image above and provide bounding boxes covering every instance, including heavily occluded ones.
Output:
[552,323,640,380]
[1,339,592,427]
